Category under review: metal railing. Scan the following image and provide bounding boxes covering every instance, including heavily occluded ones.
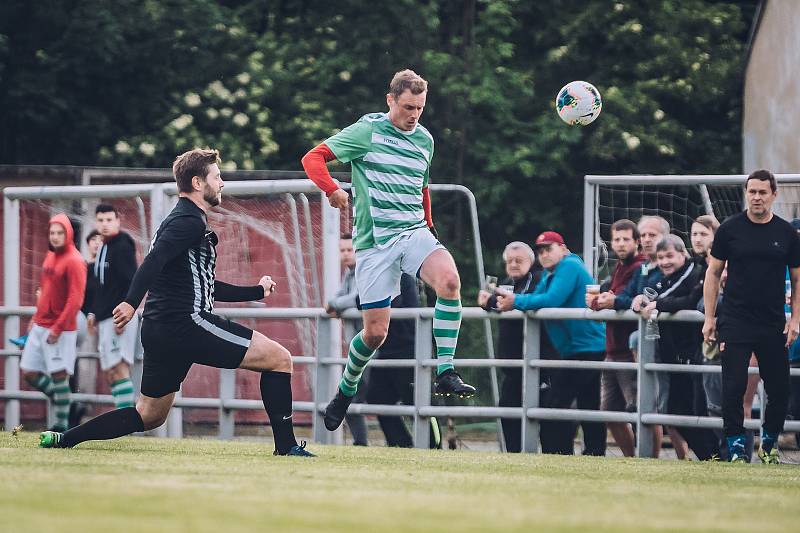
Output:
[2,305,799,457]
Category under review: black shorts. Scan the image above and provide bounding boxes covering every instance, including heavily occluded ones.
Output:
[140,312,253,398]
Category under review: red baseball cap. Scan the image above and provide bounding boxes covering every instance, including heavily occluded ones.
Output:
[534,231,565,248]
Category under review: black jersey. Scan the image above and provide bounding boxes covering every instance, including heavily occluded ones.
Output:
[124,197,263,321]
[92,231,137,321]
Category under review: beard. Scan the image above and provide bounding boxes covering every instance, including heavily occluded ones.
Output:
[203,185,221,207]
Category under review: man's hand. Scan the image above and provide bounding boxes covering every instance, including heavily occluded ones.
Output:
[631,294,645,312]
[477,289,491,308]
[259,275,277,297]
[702,317,717,344]
[328,189,349,210]
[46,330,60,344]
[595,292,615,310]
[87,313,97,335]
[324,303,340,317]
[640,301,657,319]
[784,317,800,348]
[113,302,135,329]
[495,287,515,312]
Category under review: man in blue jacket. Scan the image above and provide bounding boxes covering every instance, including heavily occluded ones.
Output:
[496,231,606,455]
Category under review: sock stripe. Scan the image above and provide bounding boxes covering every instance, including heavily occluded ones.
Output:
[432,328,459,338]
[435,297,461,307]
[434,309,461,321]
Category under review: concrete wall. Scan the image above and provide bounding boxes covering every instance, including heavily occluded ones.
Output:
[743,0,800,174]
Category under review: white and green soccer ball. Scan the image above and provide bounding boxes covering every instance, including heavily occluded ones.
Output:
[555,81,602,126]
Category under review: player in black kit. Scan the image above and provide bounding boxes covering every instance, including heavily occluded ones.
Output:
[39,148,314,457]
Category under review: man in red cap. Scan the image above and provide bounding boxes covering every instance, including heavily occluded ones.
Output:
[21,214,87,431]
[495,230,606,455]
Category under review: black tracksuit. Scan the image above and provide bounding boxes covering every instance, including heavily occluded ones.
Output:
[483,267,559,453]
[648,259,718,460]
[92,232,137,320]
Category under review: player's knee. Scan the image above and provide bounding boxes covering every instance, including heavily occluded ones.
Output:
[438,271,461,295]
[274,345,293,374]
[22,371,39,385]
[363,331,387,350]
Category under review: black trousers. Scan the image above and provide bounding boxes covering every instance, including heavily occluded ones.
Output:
[666,370,719,460]
[721,329,790,437]
[365,366,414,447]
[540,352,606,456]
[499,367,523,453]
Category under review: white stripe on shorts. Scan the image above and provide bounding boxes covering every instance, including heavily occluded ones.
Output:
[191,313,251,348]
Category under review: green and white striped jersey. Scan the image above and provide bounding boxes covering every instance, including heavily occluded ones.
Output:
[325,112,433,250]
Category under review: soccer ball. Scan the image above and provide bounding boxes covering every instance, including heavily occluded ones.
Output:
[555,81,602,126]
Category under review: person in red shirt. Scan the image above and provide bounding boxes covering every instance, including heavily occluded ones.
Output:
[589,219,645,456]
[20,214,87,431]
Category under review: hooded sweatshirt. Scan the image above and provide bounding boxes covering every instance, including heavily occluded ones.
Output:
[91,231,137,320]
[32,214,87,335]
[513,253,606,357]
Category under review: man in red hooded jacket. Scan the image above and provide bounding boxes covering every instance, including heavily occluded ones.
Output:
[20,214,87,431]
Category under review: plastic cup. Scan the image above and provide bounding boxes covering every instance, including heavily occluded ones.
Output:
[586,284,601,295]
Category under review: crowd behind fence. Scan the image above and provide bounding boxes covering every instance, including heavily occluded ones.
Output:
[2,305,799,457]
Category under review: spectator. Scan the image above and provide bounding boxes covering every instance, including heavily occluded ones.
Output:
[366,274,441,448]
[495,231,606,456]
[20,214,87,431]
[589,219,645,457]
[638,235,718,460]
[478,241,558,453]
[703,169,800,464]
[605,215,670,457]
[787,219,800,448]
[325,233,369,446]
[87,204,139,410]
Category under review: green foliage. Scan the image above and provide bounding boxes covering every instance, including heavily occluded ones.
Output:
[0,0,756,257]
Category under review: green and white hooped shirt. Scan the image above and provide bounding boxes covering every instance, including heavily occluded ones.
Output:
[325,112,433,251]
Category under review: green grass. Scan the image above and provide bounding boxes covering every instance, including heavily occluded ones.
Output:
[2,431,799,532]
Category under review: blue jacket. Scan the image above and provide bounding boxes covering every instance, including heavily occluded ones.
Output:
[513,253,605,357]
[614,261,664,311]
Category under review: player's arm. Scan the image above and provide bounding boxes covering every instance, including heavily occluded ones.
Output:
[301,120,372,209]
[114,216,204,327]
[214,280,267,302]
[116,236,138,288]
[48,259,88,342]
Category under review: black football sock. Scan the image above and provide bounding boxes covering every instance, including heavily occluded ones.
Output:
[260,371,298,454]
[60,406,145,448]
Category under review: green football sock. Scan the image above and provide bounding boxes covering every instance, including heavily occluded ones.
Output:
[339,331,376,397]
[433,297,461,375]
[33,374,55,397]
[111,378,135,409]
[51,377,71,432]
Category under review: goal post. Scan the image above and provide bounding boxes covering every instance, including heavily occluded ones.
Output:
[584,174,800,279]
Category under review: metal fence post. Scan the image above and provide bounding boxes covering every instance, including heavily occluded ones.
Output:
[219,368,236,439]
[313,316,333,444]
[167,391,183,438]
[521,314,541,453]
[636,317,656,458]
[3,196,21,430]
[413,316,433,448]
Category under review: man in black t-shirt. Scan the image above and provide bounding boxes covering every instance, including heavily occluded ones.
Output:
[703,169,800,464]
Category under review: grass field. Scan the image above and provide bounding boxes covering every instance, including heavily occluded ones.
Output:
[2,432,799,532]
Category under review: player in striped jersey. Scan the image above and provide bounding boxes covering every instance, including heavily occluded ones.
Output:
[302,69,476,432]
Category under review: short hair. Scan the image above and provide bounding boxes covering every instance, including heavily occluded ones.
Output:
[95,203,118,216]
[85,229,101,244]
[638,215,670,236]
[172,148,221,193]
[389,69,428,99]
[340,232,353,240]
[611,218,639,240]
[693,214,720,233]
[745,169,777,193]
[502,241,535,263]
[656,234,687,254]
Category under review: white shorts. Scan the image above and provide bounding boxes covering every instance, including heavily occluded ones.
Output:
[98,315,139,370]
[20,324,78,376]
[355,228,445,308]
